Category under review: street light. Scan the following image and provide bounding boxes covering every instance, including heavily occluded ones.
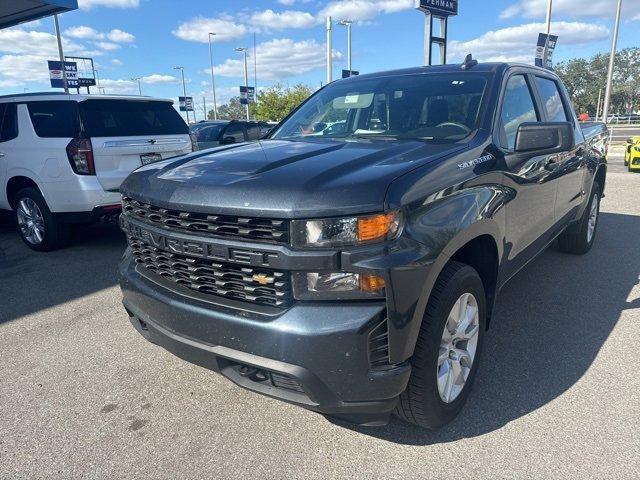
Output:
[130,76,142,96]
[545,0,553,35]
[602,0,623,123]
[338,20,353,72]
[173,66,189,124]
[208,32,218,120]
[235,47,250,121]
[326,16,332,84]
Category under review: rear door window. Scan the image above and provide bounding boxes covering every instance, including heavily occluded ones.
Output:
[27,101,80,138]
[222,123,246,143]
[0,104,18,141]
[534,77,569,122]
[499,75,539,150]
[80,100,188,137]
[245,122,262,140]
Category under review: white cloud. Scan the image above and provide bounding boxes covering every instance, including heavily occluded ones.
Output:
[449,21,609,63]
[95,41,121,51]
[172,17,248,43]
[501,0,640,20]
[250,9,317,30]
[65,26,135,43]
[107,29,135,43]
[141,74,178,84]
[79,0,140,9]
[0,28,88,57]
[277,0,312,5]
[0,55,51,87]
[98,78,137,94]
[319,0,413,22]
[211,38,342,81]
[111,58,124,66]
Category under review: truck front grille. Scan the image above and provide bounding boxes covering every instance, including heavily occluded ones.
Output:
[129,236,293,309]
[122,197,289,244]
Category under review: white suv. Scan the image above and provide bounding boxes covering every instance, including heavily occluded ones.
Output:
[0,93,192,251]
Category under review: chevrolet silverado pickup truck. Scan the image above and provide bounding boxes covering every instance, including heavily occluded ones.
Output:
[119,61,608,429]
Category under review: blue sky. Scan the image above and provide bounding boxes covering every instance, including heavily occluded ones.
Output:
[1,0,638,120]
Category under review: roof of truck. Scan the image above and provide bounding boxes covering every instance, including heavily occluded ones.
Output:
[336,62,557,82]
[0,92,174,103]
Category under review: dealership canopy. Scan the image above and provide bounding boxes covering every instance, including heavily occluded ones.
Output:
[0,0,78,30]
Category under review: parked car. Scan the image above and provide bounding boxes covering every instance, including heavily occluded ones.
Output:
[0,93,192,251]
[190,120,263,150]
[119,61,607,429]
[625,136,640,171]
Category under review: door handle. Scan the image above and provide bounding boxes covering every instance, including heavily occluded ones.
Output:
[0,152,5,158]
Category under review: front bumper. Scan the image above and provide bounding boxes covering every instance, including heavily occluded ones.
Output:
[119,256,412,425]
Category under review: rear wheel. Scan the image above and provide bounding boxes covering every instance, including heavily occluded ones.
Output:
[557,182,600,255]
[14,187,70,251]
[395,261,486,429]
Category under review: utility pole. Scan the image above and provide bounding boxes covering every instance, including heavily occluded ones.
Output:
[253,33,258,109]
[203,96,207,121]
[326,16,333,84]
[53,14,68,93]
[131,76,142,96]
[94,69,102,94]
[174,66,189,123]
[338,20,353,72]
[545,0,553,34]
[208,32,218,120]
[602,0,622,123]
[235,47,250,121]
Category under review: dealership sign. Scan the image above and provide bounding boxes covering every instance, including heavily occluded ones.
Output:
[239,86,255,105]
[48,60,78,88]
[178,96,194,111]
[415,0,458,17]
[535,33,558,70]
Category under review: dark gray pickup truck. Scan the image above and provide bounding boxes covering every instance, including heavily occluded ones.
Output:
[119,61,608,429]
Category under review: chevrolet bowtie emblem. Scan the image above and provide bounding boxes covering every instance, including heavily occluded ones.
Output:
[252,273,272,285]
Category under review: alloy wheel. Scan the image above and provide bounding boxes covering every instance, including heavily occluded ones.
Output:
[16,198,45,245]
[437,292,480,403]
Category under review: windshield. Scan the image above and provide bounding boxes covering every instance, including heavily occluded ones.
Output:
[80,100,188,137]
[272,73,489,142]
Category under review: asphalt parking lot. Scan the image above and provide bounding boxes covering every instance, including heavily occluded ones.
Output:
[1,153,639,479]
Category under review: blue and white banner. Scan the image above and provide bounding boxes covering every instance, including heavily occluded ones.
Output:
[535,33,558,70]
[239,86,255,105]
[48,60,78,88]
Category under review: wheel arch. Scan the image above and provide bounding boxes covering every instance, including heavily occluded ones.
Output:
[6,175,42,209]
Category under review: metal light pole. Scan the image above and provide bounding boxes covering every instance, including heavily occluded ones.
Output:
[253,32,258,108]
[326,16,333,84]
[174,66,189,123]
[208,33,218,120]
[545,0,553,34]
[131,76,142,96]
[53,14,68,93]
[602,0,623,123]
[338,20,353,72]
[236,47,250,121]
[94,69,102,94]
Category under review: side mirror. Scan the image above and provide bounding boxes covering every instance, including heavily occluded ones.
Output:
[220,136,236,145]
[515,122,575,155]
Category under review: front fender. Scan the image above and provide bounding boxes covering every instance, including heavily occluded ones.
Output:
[384,182,510,363]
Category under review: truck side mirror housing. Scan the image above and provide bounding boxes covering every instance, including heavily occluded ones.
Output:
[515,122,575,155]
[220,136,236,145]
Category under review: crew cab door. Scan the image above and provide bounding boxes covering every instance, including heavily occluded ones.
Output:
[531,75,585,224]
[497,73,558,278]
[0,103,19,209]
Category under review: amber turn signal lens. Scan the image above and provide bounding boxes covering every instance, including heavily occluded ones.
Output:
[357,212,399,243]
[360,274,385,293]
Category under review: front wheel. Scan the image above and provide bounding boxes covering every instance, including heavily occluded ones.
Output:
[14,187,70,251]
[557,182,600,255]
[395,261,486,429]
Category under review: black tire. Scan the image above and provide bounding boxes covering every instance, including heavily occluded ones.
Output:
[395,261,486,429]
[557,182,601,255]
[13,187,70,251]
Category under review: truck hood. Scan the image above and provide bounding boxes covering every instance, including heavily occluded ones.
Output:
[120,138,465,218]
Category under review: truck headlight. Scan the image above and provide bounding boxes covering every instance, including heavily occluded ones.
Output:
[292,272,386,300]
[291,211,402,248]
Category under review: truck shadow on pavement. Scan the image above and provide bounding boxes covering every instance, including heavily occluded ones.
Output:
[0,211,126,324]
[336,211,640,444]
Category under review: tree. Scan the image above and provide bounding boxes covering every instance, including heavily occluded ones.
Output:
[210,96,247,120]
[556,48,640,115]
[254,83,314,121]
